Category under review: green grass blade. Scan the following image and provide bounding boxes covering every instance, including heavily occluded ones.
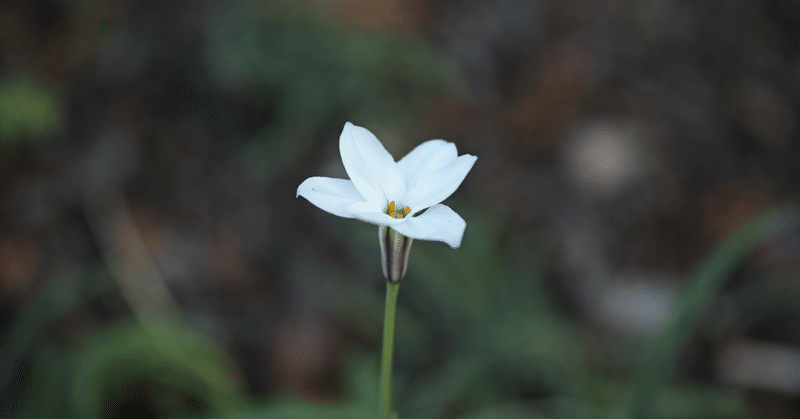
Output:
[623,206,786,419]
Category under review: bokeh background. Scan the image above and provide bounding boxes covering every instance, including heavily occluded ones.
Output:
[2,0,800,418]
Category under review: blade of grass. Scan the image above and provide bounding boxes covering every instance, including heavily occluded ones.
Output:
[622,205,787,419]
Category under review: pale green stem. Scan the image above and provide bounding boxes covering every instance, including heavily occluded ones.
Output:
[378,280,400,419]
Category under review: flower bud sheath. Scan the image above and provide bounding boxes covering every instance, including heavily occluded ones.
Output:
[379,226,413,283]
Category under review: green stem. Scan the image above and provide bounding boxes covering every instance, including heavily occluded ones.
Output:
[378,280,400,419]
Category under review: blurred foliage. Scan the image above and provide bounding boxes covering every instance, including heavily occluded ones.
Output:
[619,206,787,419]
[206,2,463,186]
[0,74,62,144]
[3,190,775,418]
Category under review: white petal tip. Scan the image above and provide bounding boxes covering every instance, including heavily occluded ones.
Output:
[294,177,364,219]
[446,229,466,249]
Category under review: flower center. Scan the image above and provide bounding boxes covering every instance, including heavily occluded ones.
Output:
[387,201,411,219]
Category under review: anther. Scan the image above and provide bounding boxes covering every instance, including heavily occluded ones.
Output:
[404,206,410,215]
[389,201,395,212]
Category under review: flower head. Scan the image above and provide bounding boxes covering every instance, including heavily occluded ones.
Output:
[297,122,476,281]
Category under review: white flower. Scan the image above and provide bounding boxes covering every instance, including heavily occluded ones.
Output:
[297,122,477,250]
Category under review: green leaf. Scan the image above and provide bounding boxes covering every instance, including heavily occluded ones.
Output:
[0,74,62,143]
[68,320,247,418]
[621,206,785,419]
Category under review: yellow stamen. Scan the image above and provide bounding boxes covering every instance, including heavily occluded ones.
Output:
[386,201,411,219]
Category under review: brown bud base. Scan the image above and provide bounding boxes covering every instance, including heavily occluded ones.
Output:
[379,226,413,282]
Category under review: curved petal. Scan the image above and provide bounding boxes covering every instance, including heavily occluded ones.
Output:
[339,122,406,204]
[345,202,406,227]
[297,177,364,218]
[403,154,477,213]
[397,139,457,189]
[391,204,466,248]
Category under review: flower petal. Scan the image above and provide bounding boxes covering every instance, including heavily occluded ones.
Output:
[339,122,406,204]
[345,202,406,227]
[297,177,365,218]
[391,204,466,248]
[403,154,477,213]
[397,139,458,189]
[345,200,384,214]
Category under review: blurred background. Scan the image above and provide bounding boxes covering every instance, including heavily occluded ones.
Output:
[2,0,800,418]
